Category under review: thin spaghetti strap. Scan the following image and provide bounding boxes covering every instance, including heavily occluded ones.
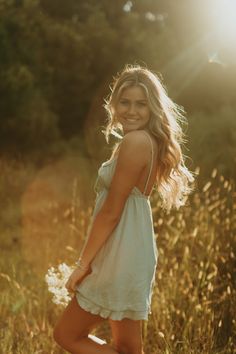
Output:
[142,131,154,195]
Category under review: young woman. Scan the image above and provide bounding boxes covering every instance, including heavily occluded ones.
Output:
[53,64,195,354]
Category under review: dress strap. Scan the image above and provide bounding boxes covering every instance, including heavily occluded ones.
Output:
[142,131,154,195]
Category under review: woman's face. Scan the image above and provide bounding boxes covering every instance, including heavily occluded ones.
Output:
[115,85,151,134]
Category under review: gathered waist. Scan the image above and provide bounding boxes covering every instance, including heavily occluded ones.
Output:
[96,187,150,201]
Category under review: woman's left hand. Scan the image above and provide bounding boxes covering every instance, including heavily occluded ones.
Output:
[65,266,91,293]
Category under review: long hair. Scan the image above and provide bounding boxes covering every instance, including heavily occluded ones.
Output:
[103,64,196,211]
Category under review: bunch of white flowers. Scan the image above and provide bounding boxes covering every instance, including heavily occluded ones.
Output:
[45,262,75,307]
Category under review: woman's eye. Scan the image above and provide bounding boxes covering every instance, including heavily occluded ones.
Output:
[119,100,147,107]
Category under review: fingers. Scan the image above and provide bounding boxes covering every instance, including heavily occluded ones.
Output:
[65,268,88,293]
[65,276,80,292]
[65,277,75,293]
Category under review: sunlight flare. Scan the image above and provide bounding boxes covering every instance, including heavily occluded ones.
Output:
[213,0,236,43]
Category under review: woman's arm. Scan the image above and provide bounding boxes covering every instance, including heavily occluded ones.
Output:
[79,130,149,268]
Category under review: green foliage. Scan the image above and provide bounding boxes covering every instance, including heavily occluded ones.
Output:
[187,105,236,180]
[0,4,61,153]
[0,0,235,179]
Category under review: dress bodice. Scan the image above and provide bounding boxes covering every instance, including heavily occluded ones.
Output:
[94,157,150,200]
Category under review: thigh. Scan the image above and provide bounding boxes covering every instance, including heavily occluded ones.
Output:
[109,318,144,354]
[54,294,105,341]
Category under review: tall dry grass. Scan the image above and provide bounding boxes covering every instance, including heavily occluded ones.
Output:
[0,158,235,354]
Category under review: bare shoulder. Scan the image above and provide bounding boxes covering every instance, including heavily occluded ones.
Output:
[118,130,151,163]
[122,129,150,145]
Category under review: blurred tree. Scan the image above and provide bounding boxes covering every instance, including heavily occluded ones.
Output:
[0,0,235,179]
[187,105,236,180]
[0,2,61,155]
[0,0,179,145]
[0,63,59,149]
[178,62,236,112]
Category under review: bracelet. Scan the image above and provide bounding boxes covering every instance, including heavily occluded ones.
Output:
[75,258,89,271]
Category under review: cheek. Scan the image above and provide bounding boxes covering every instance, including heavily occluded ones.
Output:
[116,105,126,115]
[142,108,150,119]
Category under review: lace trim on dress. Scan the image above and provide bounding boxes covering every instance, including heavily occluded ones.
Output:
[76,292,150,321]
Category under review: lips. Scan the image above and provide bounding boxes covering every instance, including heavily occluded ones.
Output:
[126,118,139,122]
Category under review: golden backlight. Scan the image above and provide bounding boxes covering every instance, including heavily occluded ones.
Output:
[213,0,236,44]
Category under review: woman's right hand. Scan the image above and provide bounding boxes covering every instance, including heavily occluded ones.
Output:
[65,266,91,293]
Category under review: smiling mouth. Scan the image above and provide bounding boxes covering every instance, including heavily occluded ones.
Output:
[126,118,139,122]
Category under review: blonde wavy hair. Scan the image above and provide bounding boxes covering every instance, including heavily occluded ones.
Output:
[103,64,196,211]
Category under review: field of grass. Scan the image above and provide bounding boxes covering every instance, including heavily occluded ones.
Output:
[0,157,235,354]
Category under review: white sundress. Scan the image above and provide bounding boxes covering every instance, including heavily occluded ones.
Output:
[75,131,158,321]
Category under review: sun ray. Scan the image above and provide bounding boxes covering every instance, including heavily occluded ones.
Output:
[213,0,236,44]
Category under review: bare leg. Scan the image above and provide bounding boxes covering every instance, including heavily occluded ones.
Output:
[68,335,120,354]
[53,295,120,354]
[109,317,145,354]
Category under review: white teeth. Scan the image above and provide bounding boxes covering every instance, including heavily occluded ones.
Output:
[127,119,138,122]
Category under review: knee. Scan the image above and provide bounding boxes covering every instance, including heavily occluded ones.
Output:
[53,324,76,353]
[53,323,88,351]
[53,323,71,349]
[53,324,64,347]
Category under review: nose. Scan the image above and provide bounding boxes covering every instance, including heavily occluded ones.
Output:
[127,103,136,115]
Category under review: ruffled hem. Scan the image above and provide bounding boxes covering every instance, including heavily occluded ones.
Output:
[75,291,149,321]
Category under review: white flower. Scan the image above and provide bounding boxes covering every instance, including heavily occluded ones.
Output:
[45,263,76,307]
[58,262,72,275]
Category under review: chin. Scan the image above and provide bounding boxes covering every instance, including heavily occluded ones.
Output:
[122,123,149,134]
[123,128,140,135]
